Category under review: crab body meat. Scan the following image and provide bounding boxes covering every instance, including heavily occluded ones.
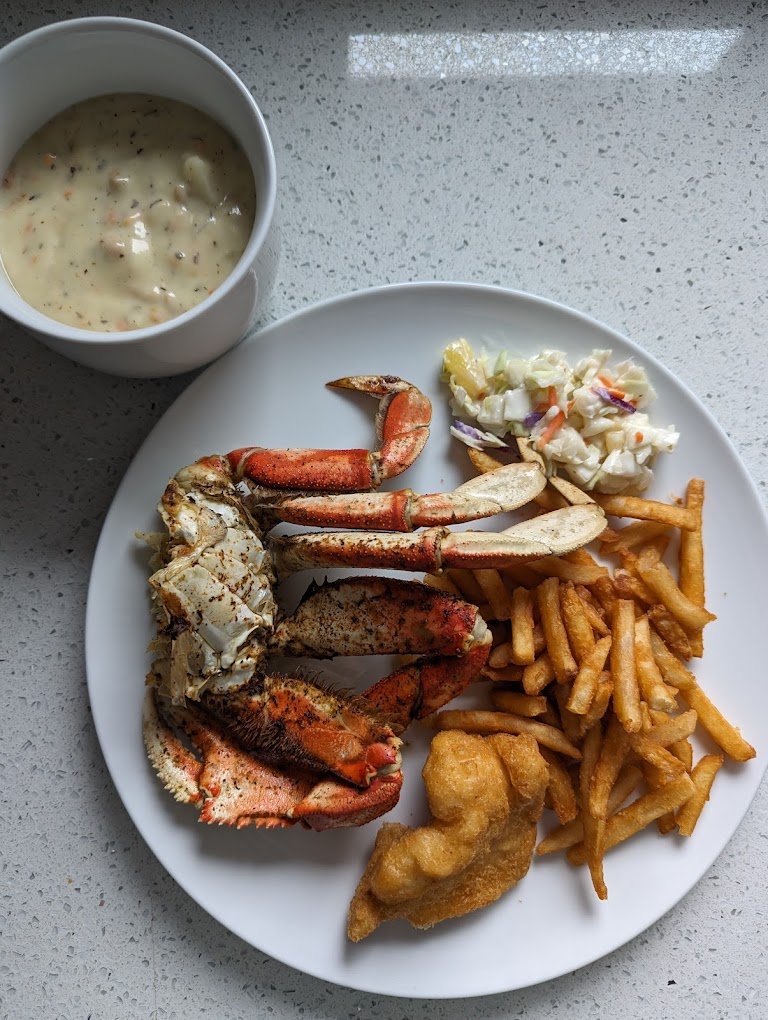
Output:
[147,458,277,701]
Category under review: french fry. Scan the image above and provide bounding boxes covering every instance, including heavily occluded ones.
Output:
[591,492,698,531]
[516,435,546,469]
[647,628,696,690]
[613,568,656,606]
[678,480,705,571]
[589,573,619,617]
[490,688,548,717]
[532,485,570,512]
[582,672,613,729]
[431,709,582,759]
[640,761,679,835]
[677,685,756,763]
[532,623,546,657]
[644,709,698,747]
[552,683,586,746]
[538,703,562,729]
[579,723,607,899]
[599,520,672,556]
[474,568,510,622]
[649,709,694,773]
[510,586,536,665]
[575,583,605,615]
[635,549,716,634]
[540,746,579,824]
[537,577,578,683]
[669,737,694,771]
[611,600,642,732]
[548,475,599,507]
[589,715,631,819]
[560,582,597,663]
[647,605,693,660]
[480,664,524,683]
[597,527,622,547]
[466,447,505,475]
[649,630,756,762]
[421,572,463,597]
[566,547,601,567]
[522,652,556,695]
[566,635,612,715]
[639,700,653,731]
[575,587,611,636]
[500,563,543,588]
[568,773,695,864]
[629,732,687,776]
[488,641,515,669]
[644,533,671,561]
[679,478,705,657]
[537,765,643,855]
[630,718,686,829]
[634,615,678,712]
[676,754,724,836]
[445,568,486,604]
[529,557,609,585]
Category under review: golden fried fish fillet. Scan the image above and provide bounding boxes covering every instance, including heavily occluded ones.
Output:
[347,729,548,940]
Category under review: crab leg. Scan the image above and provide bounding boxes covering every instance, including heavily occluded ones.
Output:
[227,375,431,493]
[270,577,486,659]
[271,503,607,577]
[250,461,546,531]
[361,639,492,733]
[144,691,403,831]
[268,577,492,732]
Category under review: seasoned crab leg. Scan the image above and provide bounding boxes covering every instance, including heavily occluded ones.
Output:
[267,577,493,732]
[361,643,492,733]
[144,692,402,831]
[227,375,431,492]
[271,503,607,577]
[249,461,546,531]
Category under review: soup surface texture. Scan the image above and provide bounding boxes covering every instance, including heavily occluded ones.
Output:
[0,93,256,331]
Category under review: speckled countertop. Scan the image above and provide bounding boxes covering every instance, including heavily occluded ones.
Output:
[2,1,767,1017]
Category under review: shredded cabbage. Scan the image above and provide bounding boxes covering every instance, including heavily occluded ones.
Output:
[442,339,679,493]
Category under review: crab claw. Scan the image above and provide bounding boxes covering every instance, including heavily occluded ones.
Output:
[288,773,403,831]
[226,376,431,493]
[143,690,403,831]
[204,675,403,788]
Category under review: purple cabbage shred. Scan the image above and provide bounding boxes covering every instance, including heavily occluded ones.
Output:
[453,419,484,440]
[523,410,545,429]
[592,386,636,414]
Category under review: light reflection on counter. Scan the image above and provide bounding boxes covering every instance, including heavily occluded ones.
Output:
[348,29,742,79]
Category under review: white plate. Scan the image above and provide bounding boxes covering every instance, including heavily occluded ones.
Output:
[86,282,768,999]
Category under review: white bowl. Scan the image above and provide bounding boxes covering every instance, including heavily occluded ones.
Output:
[0,18,278,377]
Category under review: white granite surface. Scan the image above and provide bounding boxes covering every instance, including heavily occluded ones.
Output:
[2,1,766,1016]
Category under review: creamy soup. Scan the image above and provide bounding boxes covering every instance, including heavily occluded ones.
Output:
[0,93,256,331]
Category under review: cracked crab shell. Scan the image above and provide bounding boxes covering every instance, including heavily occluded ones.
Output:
[147,473,277,702]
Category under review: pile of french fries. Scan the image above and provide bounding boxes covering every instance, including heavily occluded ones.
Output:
[425,454,756,901]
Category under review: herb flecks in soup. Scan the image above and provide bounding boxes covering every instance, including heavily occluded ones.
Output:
[0,93,256,332]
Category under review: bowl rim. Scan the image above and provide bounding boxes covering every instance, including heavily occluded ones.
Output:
[0,15,277,347]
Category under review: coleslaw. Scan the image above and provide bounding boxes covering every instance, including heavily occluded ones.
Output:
[442,339,679,494]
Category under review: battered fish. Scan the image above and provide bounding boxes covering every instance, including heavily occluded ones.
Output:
[347,729,548,940]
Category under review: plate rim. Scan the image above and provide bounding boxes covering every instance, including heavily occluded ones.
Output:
[85,280,768,999]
